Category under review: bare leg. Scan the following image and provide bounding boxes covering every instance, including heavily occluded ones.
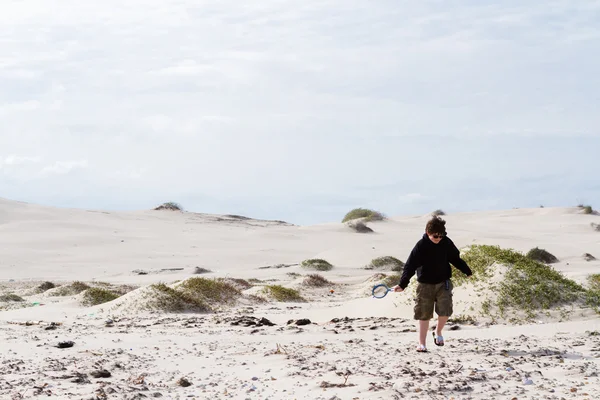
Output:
[436,316,449,337]
[419,320,429,346]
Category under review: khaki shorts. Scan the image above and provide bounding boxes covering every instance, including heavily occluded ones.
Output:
[414,280,453,320]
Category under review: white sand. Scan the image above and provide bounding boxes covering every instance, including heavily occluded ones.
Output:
[1,197,600,399]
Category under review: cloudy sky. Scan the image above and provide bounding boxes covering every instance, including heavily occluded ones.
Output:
[1,0,598,224]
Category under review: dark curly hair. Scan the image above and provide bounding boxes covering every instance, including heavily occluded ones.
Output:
[426,216,446,235]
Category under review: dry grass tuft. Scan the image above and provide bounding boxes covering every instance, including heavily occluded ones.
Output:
[262,285,306,302]
[154,202,183,211]
[341,208,385,223]
[301,259,333,271]
[302,274,332,287]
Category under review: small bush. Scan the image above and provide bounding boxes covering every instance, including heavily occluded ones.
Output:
[587,274,600,312]
[262,285,306,302]
[301,259,333,271]
[588,274,600,291]
[247,294,268,304]
[72,281,91,292]
[82,288,120,306]
[526,247,559,264]
[432,209,445,216]
[179,277,241,305]
[0,294,25,302]
[147,283,211,312]
[592,223,600,232]
[583,253,596,261]
[225,278,252,290]
[461,245,597,319]
[341,208,385,223]
[37,281,56,293]
[368,272,388,281]
[578,204,594,214]
[155,202,183,211]
[52,281,91,296]
[193,267,212,274]
[111,284,138,296]
[366,256,405,272]
[382,274,401,288]
[303,274,332,287]
[349,221,373,233]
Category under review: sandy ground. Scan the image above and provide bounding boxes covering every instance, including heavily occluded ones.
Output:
[1,198,600,399]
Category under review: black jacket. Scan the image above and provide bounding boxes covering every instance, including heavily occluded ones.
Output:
[399,234,472,289]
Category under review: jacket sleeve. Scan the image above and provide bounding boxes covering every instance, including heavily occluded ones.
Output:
[399,242,421,289]
[447,239,472,276]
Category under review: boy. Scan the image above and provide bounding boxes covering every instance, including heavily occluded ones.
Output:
[393,215,472,352]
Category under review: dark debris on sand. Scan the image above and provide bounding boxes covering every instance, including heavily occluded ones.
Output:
[1,313,600,399]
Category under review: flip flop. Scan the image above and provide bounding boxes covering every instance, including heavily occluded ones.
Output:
[432,332,444,346]
[416,344,428,352]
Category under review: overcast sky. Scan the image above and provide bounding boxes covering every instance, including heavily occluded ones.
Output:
[1,0,598,224]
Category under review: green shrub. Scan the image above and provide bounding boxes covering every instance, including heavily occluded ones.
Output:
[366,256,404,272]
[51,281,91,296]
[225,278,252,290]
[526,247,559,264]
[247,294,269,304]
[432,209,445,216]
[460,245,597,319]
[155,202,183,211]
[178,277,241,305]
[0,294,25,302]
[452,246,497,287]
[262,285,306,302]
[303,274,332,287]
[146,283,211,312]
[37,281,56,293]
[82,288,120,306]
[301,259,333,271]
[71,281,90,292]
[588,274,600,291]
[586,275,600,313]
[111,284,138,296]
[341,208,385,223]
[382,274,401,288]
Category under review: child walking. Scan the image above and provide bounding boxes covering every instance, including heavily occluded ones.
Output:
[393,216,472,352]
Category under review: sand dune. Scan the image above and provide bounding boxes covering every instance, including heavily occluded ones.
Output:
[1,198,600,399]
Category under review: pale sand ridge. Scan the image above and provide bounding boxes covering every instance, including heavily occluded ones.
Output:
[1,198,599,399]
